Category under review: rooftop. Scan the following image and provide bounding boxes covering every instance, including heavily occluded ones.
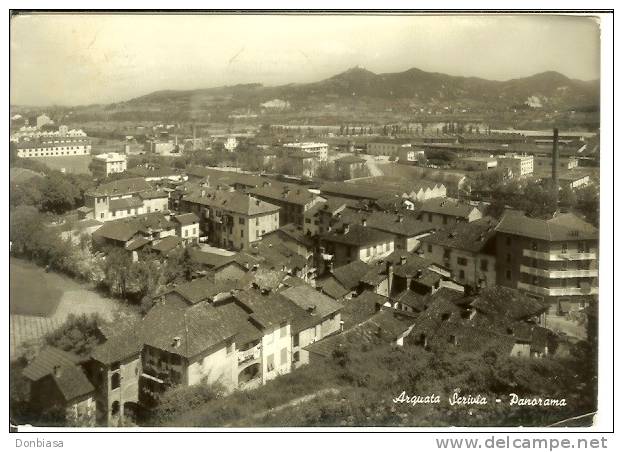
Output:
[495,211,598,241]
[419,216,499,254]
[419,197,478,218]
[182,188,280,216]
[321,224,395,247]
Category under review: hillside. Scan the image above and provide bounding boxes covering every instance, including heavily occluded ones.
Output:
[122,66,599,112]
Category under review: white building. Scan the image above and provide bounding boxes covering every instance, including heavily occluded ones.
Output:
[497,153,534,177]
[91,152,128,178]
[283,142,328,161]
[16,137,92,158]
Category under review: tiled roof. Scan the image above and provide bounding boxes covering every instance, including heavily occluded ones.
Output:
[388,253,433,278]
[419,197,478,218]
[263,223,315,249]
[320,181,403,201]
[23,346,81,381]
[305,310,415,357]
[248,184,317,206]
[280,285,343,320]
[318,278,350,300]
[139,190,169,200]
[168,277,238,305]
[91,325,143,365]
[152,235,183,254]
[172,212,200,226]
[93,213,174,242]
[331,260,373,290]
[340,291,387,329]
[468,287,550,321]
[419,216,499,254]
[87,177,152,197]
[23,347,94,402]
[126,236,151,251]
[495,210,598,241]
[320,224,395,247]
[109,196,143,211]
[182,188,280,216]
[364,211,435,237]
[234,291,303,330]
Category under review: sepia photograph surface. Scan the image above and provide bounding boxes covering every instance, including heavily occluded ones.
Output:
[9,11,605,430]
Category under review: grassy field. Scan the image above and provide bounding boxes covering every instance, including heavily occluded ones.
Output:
[10,259,63,317]
[38,155,93,175]
[10,258,139,359]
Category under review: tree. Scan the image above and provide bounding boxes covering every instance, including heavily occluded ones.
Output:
[102,247,133,298]
[45,313,104,358]
[39,173,81,214]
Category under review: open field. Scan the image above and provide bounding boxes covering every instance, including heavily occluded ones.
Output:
[10,259,63,316]
[10,258,139,359]
[37,155,93,175]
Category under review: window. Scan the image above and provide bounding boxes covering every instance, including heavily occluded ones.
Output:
[578,242,585,253]
[256,218,260,226]
[457,257,467,266]
[459,270,465,280]
[561,243,568,254]
[111,401,120,416]
[240,230,244,238]
[280,347,288,365]
[239,217,245,225]
[443,249,450,259]
[266,354,275,372]
[480,260,488,271]
[506,269,511,280]
[111,372,120,389]
[293,333,299,347]
[293,351,300,363]
[185,229,189,237]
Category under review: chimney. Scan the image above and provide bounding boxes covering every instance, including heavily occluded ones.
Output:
[53,365,62,378]
[552,128,559,202]
[400,255,407,266]
[173,336,181,348]
[397,214,404,223]
[386,262,394,295]
[361,218,367,227]
[307,305,317,315]
[342,223,350,234]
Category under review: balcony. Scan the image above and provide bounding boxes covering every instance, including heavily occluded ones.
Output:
[522,249,597,261]
[517,282,598,296]
[519,265,598,279]
[237,344,261,366]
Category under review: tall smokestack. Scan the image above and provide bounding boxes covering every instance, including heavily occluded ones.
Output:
[552,128,559,202]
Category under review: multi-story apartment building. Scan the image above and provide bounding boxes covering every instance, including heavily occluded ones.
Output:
[179,187,280,251]
[90,152,128,178]
[494,211,598,313]
[84,178,169,222]
[497,153,534,177]
[419,216,498,290]
[285,151,319,178]
[282,142,328,161]
[248,183,324,227]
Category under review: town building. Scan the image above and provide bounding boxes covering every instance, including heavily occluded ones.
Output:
[283,142,328,161]
[494,211,598,313]
[171,213,200,244]
[248,183,324,227]
[397,146,426,165]
[367,140,411,156]
[534,155,579,172]
[335,155,367,179]
[558,173,591,190]
[497,153,534,177]
[456,156,498,171]
[90,153,128,178]
[15,137,92,158]
[285,151,319,178]
[179,187,280,251]
[89,279,340,425]
[22,347,96,427]
[84,178,169,222]
[419,216,498,290]
[417,198,482,228]
[319,223,395,267]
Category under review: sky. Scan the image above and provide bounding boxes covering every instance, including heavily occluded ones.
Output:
[10,13,601,106]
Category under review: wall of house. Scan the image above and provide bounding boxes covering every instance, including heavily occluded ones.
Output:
[178,223,199,242]
[142,197,169,213]
[358,240,395,263]
[421,243,497,289]
[93,355,141,427]
[186,344,238,391]
[261,324,292,384]
[66,396,96,427]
